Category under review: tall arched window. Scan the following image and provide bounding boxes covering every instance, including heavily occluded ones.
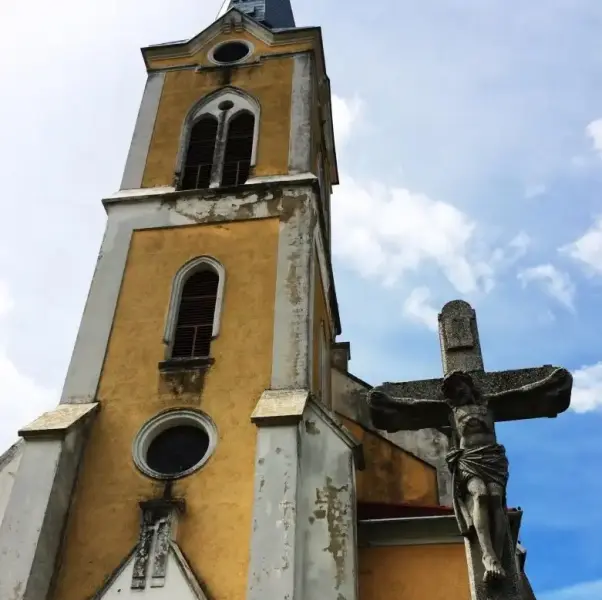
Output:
[163,257,226,364]
[221,112,255,187]
[181,116,219,191]
[176,88,260,191]
[172,271,219,359]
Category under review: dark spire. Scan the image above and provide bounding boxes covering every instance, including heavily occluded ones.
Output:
[227,0,296,29]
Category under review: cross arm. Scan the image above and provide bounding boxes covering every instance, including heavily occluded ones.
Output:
[367,381,450,432]
[481,365,573,422]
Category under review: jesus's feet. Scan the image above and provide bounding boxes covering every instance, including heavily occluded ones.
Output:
[482,554,506,583]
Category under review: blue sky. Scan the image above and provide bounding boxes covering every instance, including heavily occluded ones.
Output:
[0,0,601,597]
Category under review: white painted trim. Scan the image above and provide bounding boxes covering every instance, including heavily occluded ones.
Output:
[104,175,316,206]
[308,238,316,392]
[245,172,317,185]
[270,201,313,389]
[246,426,299,600]
[121,73,166,190]
[207,39,254,66]
[107,186,177,201]
[312,223,333,328]
[132,409,218,480]
[288,53,312,174]
[163,256,226,355]
[0,425,92,600]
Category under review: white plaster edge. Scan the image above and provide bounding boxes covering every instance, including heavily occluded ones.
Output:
[120,73,166,191]
[246,172,317,185]
[308,235,316,393]
[107,186,177,201]
[270,200,313,389]
[104,174,317,207]
[312,223,333,328]
[288,53,313,174]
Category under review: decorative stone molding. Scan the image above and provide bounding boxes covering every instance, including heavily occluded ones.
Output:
[132,409,218,480]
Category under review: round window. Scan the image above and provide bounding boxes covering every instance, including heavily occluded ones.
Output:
[211,41,251,64]
[133,410,218,480]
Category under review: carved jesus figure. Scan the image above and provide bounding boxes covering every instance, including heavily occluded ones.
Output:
[367,368,571,584]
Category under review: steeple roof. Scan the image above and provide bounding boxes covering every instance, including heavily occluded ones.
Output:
[226,0,295,29]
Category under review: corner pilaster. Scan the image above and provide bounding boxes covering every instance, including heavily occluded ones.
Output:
[0,404,98,600]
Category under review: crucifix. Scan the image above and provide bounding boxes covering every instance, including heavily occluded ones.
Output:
[367,300,573,600]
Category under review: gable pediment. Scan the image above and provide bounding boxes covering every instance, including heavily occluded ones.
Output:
[94,541,209,600]
[142,8,318,70]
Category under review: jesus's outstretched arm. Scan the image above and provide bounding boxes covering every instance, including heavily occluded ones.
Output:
[367,388,450,432]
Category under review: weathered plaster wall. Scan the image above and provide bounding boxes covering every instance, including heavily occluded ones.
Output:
[51,217,279,600]
[341,417,437,506]
[298,403,358,600]
[0,442,22,528]
[332,367,452,506]
[143,54,298,187]
[359,544,469,600]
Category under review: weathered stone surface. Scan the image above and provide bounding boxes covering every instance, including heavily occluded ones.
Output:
[376,365,572,429]
[251,389,310,425]
[18,403,98,438]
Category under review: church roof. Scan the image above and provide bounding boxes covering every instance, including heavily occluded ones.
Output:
[226,0,296,29]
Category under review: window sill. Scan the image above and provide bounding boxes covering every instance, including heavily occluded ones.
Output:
[158,357,215,373]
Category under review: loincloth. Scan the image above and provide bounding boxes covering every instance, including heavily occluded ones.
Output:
[446,443,509,536]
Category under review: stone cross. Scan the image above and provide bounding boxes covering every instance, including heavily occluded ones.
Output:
[367,300,573,600]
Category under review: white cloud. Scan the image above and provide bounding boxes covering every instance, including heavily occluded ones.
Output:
[524,184,547,199]
[331,94,364,146]
[586,119,602,158]
[403,287,439,331]
[562,217,602,274]
[331,175,530,295]
[518,264,575,310]
[0,282,55,452]
[571,362,602,413]
[508,231,531,259]
[540,578,602,600]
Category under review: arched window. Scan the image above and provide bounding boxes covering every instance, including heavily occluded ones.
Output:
[172,270,219,359]
[163,257,226,363]
[221,112,255,187]
[181,116,218,191]
[176,88,260,191]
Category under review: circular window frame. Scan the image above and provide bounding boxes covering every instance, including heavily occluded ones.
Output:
[208,39,254,66]
[133,409,218,480]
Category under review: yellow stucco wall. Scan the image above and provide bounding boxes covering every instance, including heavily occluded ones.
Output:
[359,545,470,600]
[51,217,279,600]
[341,418,438,506]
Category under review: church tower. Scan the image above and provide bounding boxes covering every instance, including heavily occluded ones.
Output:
[0,2,550,600]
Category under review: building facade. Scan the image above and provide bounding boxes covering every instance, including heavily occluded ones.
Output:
[0,2,537,599]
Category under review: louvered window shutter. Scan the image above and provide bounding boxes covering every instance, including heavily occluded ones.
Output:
[172,270,219,359]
